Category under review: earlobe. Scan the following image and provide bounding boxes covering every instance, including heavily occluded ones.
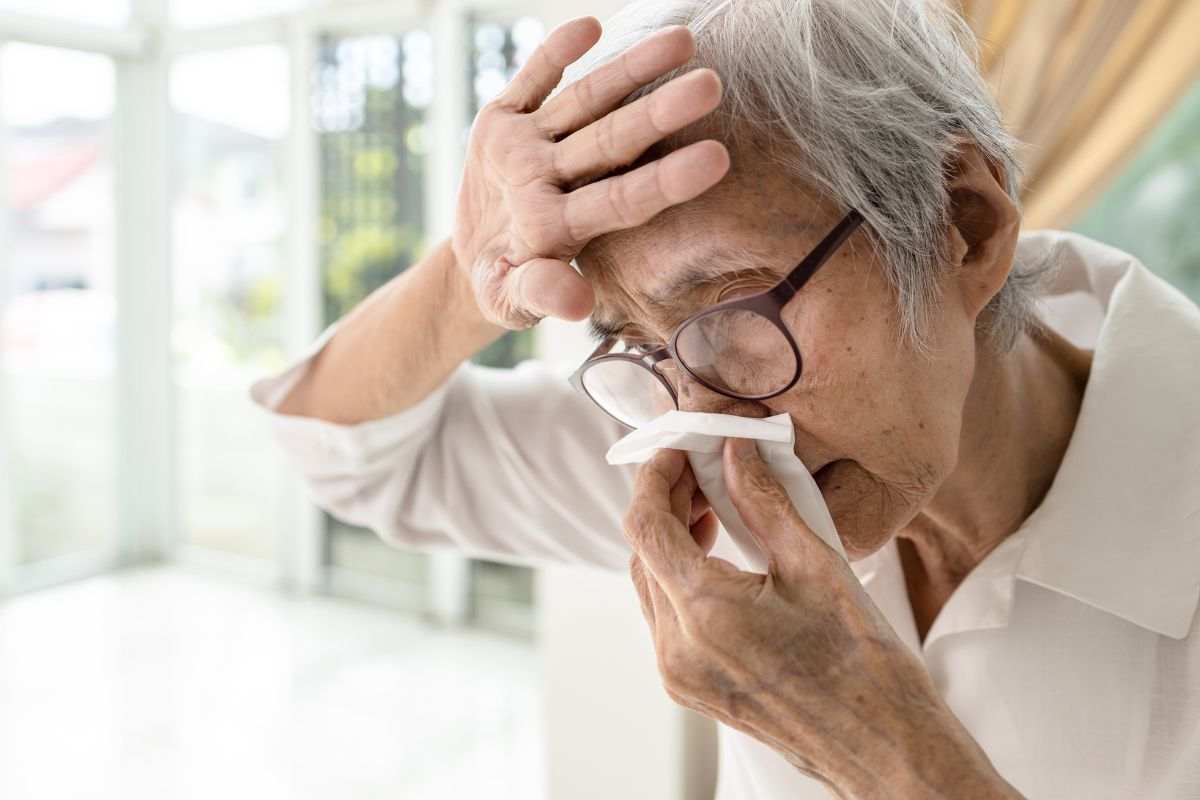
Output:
[944,141,1021,320]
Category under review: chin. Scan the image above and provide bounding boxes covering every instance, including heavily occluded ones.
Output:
[814,460,917,562]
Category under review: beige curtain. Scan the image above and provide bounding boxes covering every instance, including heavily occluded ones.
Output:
[957,0,1200,228]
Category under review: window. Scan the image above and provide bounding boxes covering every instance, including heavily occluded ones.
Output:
[1072,80,1200,302]
[317,31,429,325]
[1,44,117,565]
[0,5,557,628]
[170,45,290,561]
[313,17,547,628]
[316,29,435,602]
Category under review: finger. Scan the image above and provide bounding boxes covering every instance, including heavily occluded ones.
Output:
[669,458,699,528]
[537,24,696,136]
[563,139,730,243]
[636,553,682,638]
[645,565,680,634]
[624,448,705,593]
[691,509,719,555]
[629,554,657,630]
[505,257,595,321]
[501,16,602,111]
[723,436,827,581]
[555,68,722,181]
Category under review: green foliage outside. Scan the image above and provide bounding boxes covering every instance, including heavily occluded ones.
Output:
[474,326,537,369]
[319,114,425,324]
[220,263,286,368]
[323,221,424,323]
[1072,80,1200,302]
[318,71,533,370]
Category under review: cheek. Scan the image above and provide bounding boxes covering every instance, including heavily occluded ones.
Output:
[785,264,969,460]
[777,279,972,546]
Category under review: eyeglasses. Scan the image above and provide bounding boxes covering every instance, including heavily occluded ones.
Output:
[568,210,863,429]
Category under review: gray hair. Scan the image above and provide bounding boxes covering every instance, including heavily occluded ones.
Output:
[566,0,1048,350]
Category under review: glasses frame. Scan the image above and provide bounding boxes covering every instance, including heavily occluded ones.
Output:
[569,209,864,428]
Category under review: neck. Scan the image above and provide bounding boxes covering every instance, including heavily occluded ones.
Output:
[898,326,1093,639]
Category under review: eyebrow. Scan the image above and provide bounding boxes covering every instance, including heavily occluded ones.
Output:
[582,209,844,343]
[586,250,783,343]
[644,264,780,312]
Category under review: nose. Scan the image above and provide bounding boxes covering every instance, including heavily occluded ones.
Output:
[660,360,770,419]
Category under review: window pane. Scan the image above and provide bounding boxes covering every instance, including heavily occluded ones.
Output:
[0,0,128,27]
[314,20,548,632]
[316,30,433,595]
[1,45,116,564]
[1072,79,1200,302]
[170,46,289,560]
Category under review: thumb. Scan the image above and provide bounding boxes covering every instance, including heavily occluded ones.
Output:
[723,436,822,581]
[507,257,595,322]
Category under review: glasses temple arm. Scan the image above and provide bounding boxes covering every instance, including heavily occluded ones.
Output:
[783,209,865,294]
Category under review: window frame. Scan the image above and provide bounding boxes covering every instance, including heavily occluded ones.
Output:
[0,15,142,593]
[0,1,549,628]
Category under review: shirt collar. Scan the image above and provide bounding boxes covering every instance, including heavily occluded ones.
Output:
[852,232,1200,645]
[1011,232,1200,640]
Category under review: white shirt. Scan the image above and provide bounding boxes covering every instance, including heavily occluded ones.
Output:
[252,230,1200,799]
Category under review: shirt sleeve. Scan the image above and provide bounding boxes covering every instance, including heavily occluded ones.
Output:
[249,332,637,572]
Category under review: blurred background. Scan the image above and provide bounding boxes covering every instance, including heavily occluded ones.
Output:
[0,1,1196,798]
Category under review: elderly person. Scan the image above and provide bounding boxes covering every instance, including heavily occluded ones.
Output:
[252,0,1200,797]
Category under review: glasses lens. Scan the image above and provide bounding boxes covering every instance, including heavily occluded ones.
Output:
[581,358,676,428]
[675,308,798,396]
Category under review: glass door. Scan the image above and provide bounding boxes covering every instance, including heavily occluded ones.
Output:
[169,45,291,563]
[0,44,119,570]
[314,28,436,605]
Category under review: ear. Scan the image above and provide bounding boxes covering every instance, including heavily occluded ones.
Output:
[944,139,1022,321]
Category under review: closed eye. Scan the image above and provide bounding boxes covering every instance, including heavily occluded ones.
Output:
[587,318,623,342]
[586,316,664,352]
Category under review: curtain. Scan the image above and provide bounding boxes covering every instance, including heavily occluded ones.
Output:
[958,0,1200,228]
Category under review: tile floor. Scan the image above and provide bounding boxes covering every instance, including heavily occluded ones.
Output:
[0,567,543,799]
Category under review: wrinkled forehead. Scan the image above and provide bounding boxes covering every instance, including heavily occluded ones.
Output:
[574,207,736,296]
[575,194,834,338]
[575,209,750,333]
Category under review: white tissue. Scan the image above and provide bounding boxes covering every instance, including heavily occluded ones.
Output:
[606,410,847,571]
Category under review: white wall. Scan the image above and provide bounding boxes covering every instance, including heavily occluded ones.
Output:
[539,565,719,800]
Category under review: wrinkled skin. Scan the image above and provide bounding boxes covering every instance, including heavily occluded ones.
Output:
[623,444,1016,798]
[583,87,1030,798]
[578,163,985,564]
[451,17,729,329]
[451,15,1040,798]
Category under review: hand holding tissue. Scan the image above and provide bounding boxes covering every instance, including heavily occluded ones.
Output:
[606,410,848,570]
[603,409,956,797]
